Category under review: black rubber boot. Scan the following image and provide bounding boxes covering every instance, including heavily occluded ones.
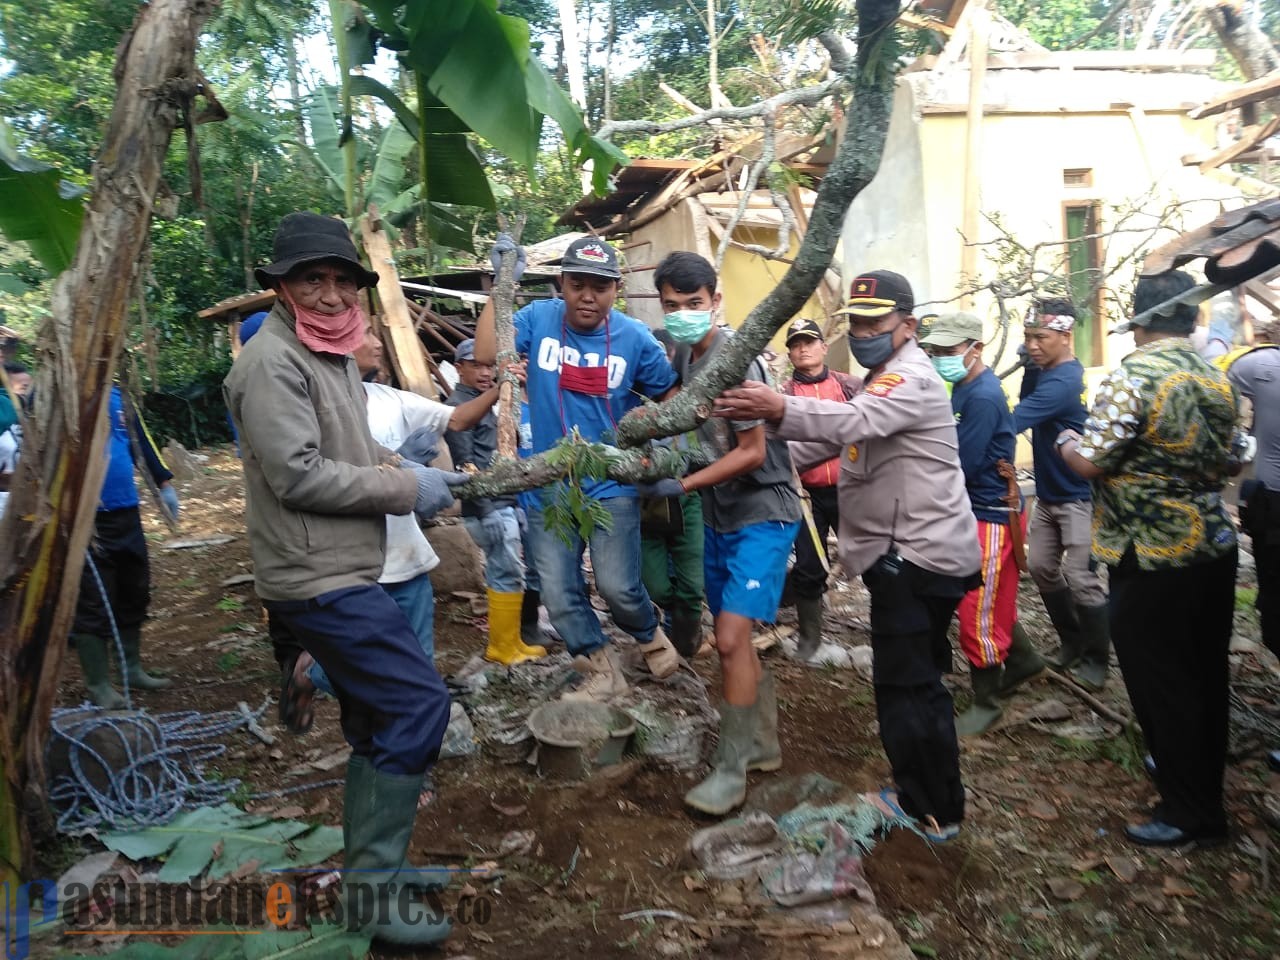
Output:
[1069,603,1111,691]
[668,606,703,659]
[342,756,452,946]
[120,627,171,690]
[1040,589,1084,670]
[999,621,1045,694]
[956,664,1004,737]
[520,588,543,648]
[794,595,823,662]
[73,634,125,708]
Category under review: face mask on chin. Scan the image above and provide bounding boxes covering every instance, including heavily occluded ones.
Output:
[664,309,714,344]
[281,288,366,356]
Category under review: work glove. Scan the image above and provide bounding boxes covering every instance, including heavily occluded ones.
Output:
[490,232,527,282]
[159,484,180,520]
[635,478,685,499]
[401,461,470,520]
[396,425,441,466]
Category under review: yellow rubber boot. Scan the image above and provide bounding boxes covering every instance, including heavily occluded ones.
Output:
[484,589,548,665]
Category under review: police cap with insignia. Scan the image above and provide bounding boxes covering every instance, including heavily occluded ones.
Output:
[836,270,914,318]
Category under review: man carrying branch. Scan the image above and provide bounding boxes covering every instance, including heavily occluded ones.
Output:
[715,270,980,841]
[650,251,801,816]
[225,212,462,946]
[473,235,682,701]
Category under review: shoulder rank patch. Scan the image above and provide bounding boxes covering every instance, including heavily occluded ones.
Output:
[864,373,905,398]
[847,444,859,463]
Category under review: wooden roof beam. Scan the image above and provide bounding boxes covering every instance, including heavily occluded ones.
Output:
[1189,68,1280,119]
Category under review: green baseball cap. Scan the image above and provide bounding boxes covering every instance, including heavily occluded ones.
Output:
[918,312,984,347]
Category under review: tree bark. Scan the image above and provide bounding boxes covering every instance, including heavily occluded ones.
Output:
[0,0,218,883]
[614,11,900,449]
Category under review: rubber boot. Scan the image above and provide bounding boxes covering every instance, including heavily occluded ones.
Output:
[669,606,704,659]
[746,670,781,773]
[1040,588,1084,670]
[342,756,452,946]
[685,702,756,815]
[638,625,681,679]
[562,645,628,701]
[120,626,171,690]
[484,589,546,665]
[520,588,543,648]
[955,664,1004,737]
[1069,603,1111,692]
[999,621,1045,694]
[794,595,823,662]
[73,634,125,709]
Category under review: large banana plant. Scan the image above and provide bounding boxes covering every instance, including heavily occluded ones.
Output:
[0,119,86,276]
[289,83,481,251]
[346,0,627,202]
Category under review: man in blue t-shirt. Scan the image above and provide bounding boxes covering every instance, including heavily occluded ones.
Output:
[921,313,1044,736]
[474,235,681,701]
[1013,299,1110,691]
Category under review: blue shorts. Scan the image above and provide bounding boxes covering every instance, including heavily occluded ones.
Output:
[704,520,800,622]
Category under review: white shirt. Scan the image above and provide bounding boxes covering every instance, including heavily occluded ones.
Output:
[363,382,454,584]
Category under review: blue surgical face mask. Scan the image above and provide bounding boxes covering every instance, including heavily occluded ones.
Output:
[664,309,714,344]
[931,347,973,383]
[848,330,896,369]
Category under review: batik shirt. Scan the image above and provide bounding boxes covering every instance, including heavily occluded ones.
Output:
[1075,337,1238,570]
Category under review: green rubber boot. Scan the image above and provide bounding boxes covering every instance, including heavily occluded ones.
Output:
[684,702,756,816]
[794,596,823,662]
[999,621,1046,694]
[1040,588,1084,670]
[342,756,452,946]
[746,670,781,773]
[955,664,1004,737]
[73,634,125,709]
[120,627,171,690]
[1069,603,1111,692]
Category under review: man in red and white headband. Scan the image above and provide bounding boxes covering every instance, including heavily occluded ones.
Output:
[1013,298,1110,692]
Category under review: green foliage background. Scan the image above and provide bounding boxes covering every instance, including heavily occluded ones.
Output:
[0,0,1276,446]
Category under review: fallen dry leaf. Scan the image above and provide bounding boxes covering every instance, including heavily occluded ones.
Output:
[683,874,705,892]
[1228,871,1252,894]
[1072,855,1105,873]
[458,883,478,899]
[273,805,306,820]
[490,799,528,817]
[1105,855,1140,884]
[713,884,744,907]
[1162,876,1197,898]
[1046,877,1086,902]
[470,929,494,943]
[1027,798,1060,822]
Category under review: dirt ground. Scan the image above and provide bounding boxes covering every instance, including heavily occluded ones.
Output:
[40,447,1280,959]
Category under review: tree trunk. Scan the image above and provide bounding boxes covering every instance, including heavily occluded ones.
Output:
[0,0,218,885]
[1206,1,1280,108]
[614,9,900,449]
[285,25,307,145]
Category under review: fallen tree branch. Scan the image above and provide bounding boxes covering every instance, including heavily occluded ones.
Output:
[1043,668,1133,727]
[613,20,899,449]
[451,440,711,501]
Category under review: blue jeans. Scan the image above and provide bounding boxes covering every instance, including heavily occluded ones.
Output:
[309,573,435,695]
[526,497,657,657]
[463,507,525,593]
[268,584,449,776]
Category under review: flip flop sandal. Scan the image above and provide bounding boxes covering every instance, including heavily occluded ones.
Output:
[869,787,961,844]
[279,654,316,736]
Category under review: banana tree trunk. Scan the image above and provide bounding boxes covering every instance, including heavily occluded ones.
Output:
[0,0,218,886]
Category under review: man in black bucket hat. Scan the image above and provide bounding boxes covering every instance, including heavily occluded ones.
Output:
[225,211,461,946]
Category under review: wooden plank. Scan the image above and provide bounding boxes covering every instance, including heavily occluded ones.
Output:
[985,49,1216,71]
[360,207,437,399]
[1188,68,1280,119]
[1244,278,1280,317]
[1198,117,1280,172]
